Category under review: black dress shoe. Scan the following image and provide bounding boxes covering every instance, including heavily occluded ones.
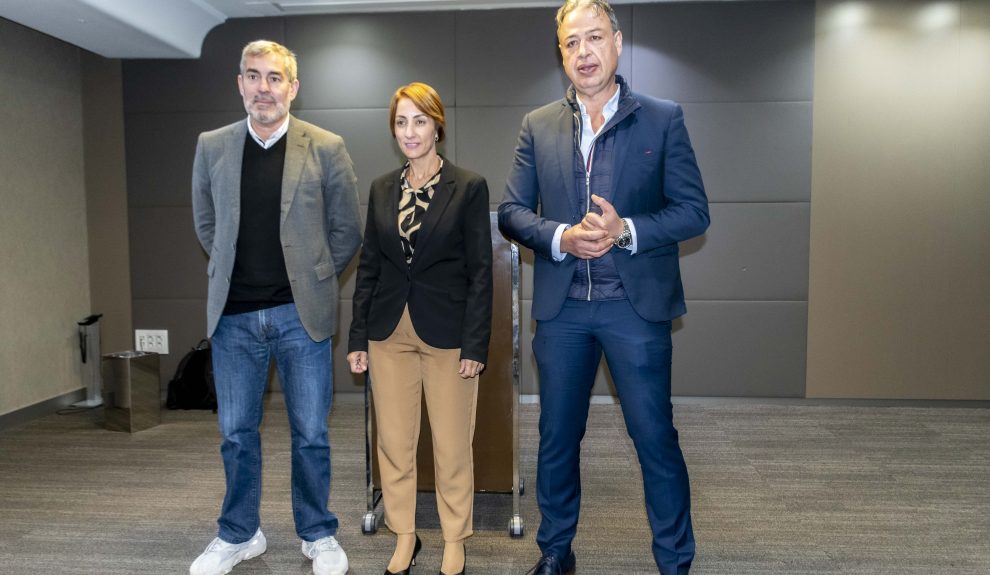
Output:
[525,551,576,575]
[385,535,423,575]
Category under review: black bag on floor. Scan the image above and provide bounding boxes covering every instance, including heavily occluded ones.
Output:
[165,339,217,411]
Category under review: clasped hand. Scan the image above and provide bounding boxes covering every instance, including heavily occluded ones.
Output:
[560,194,624,260]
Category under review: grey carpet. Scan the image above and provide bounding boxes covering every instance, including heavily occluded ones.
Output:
[0,394,987,574]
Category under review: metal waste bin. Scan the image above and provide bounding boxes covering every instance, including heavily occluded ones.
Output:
[76,314,103,408]
[102,351,160,432]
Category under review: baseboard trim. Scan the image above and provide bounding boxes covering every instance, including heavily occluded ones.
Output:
[670,396,990,408]
[519,394,990,408]
[0,389,87,431]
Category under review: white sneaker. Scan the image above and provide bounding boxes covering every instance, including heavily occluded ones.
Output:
[302,535,348,575]
[189,529,267,575]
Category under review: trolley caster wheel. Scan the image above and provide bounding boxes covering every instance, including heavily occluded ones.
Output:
[361,511,379,534]
[508,515,524,538]
[518,477,525,496]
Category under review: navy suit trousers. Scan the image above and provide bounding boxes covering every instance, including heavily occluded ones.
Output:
[533,298,694,574]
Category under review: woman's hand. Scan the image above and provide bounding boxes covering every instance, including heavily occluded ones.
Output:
[458,359,484,379]
[347,351,368,374]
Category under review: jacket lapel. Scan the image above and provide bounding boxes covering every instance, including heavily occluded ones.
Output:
[554,102,581,220]
[281,116,308,225]
[606,83,641,203]
[224,121,248,227]
[410,161,455,267]
[380,172,408,268]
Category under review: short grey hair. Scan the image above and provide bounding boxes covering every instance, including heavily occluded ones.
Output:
[240,40,298,83]
[556,0,620,34]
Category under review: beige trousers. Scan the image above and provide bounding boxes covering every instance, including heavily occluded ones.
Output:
[368,306,479,542]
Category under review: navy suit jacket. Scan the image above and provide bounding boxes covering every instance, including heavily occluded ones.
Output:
[498,83,709,322]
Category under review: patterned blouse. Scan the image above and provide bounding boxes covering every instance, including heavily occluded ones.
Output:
[397,158,443,264]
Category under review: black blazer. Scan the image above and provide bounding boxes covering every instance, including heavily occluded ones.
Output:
[348,160,493,363]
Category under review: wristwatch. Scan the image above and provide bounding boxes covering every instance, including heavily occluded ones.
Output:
[614,219,632,249]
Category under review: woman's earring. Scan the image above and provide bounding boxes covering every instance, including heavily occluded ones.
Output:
[434,134,439,142]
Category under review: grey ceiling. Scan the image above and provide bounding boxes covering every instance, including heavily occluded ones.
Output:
[0,0,749,58]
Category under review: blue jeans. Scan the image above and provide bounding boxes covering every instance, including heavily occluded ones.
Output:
[211,302,338,544]
[533,299,694,574]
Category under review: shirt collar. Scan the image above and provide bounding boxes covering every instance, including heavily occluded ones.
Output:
[575,83,621,126]
[246,115,290,149]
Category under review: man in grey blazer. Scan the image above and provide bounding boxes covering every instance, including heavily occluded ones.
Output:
[190,40,361,575]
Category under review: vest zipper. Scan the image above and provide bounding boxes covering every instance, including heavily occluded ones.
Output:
[584,147,594,301]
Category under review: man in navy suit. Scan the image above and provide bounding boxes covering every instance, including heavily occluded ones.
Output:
[497,1,709,573]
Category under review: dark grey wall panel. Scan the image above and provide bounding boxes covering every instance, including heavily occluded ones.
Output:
[680,202,810,302]
[519,300,782,397]
[286,13,456,111]
[129,206,207,299]
[455,106,532,206]
[682,102,812,203]
[519,247,535,302]
[520,300,537,395]
[630,2,814,103]
[123,18,285,114]
[520,225,808,312]
[297,108,458,205]
[126,112,243,208]
[454,9,569,107]
[454,7,632,107]
[337,205,366,301]
[297,108,401,203]
[672,301,808,397]
[132,299,207,396]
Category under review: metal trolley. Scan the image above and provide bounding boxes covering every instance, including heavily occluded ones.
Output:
[361,213,525,538]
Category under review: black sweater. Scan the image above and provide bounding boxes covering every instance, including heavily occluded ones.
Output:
[223,133,293,315]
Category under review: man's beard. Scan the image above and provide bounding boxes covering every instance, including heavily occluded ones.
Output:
[247,100,287,126]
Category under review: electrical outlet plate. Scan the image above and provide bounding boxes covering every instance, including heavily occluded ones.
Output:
[135,329,169,354]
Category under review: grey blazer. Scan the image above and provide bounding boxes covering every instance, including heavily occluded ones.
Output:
[192,115,362,342]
